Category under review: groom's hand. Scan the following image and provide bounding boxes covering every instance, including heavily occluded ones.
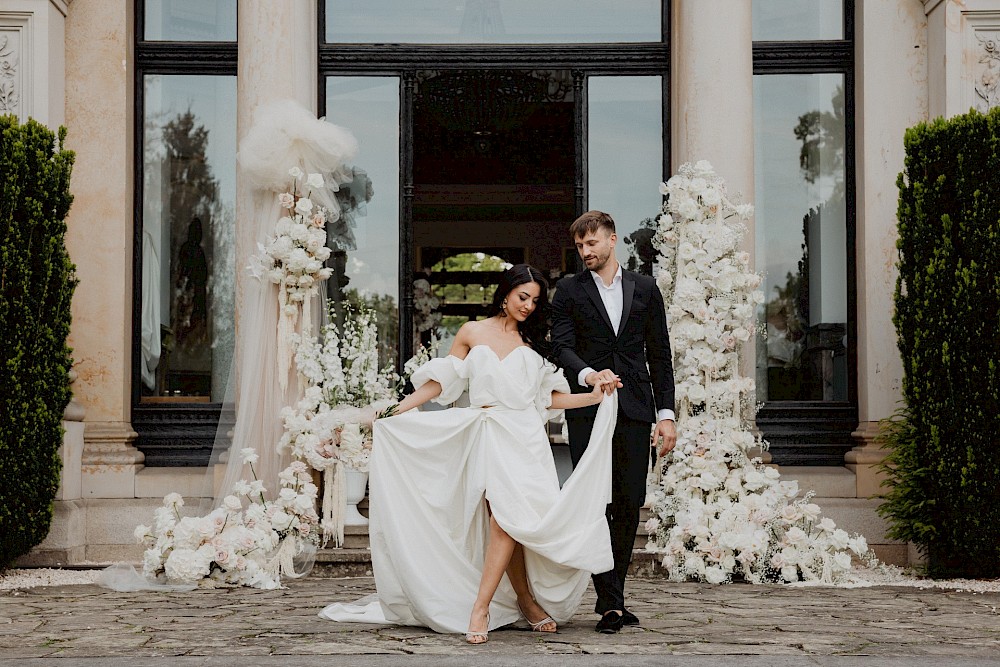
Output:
[585,370,622,395]
[653,419,677,457]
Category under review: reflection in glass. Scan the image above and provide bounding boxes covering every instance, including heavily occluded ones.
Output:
[588,76,663,275]
[326,0,660,43]
[754,74,847,402]
[141,75,237,402]
[145,0,237,41]
[325,77,400,369]
[752,0,844,41]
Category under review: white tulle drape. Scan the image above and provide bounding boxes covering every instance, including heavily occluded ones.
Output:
[211,100,360,503]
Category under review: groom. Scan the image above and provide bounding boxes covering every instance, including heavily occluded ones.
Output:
[551,210,676,634]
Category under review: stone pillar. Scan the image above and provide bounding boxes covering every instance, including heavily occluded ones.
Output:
[0,0,67,127]
[235,0,317,342]
[846,0,928,499]
[64,0,145,499]
[671,0,755,251]
[671,0,759,422]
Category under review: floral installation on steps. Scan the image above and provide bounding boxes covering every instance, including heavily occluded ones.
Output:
[280,301,399,547]
[134,450,320,589]
[645,160,875,584]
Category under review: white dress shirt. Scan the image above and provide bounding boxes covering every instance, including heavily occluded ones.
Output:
[578,264,676,423]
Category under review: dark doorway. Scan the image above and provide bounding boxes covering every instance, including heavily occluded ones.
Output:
[411,70,577,345]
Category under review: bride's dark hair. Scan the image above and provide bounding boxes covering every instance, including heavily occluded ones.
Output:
[487,263,551,358]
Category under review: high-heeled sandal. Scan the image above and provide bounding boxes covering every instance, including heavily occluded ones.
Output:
[518,601,557,633]
[466,613,490,645]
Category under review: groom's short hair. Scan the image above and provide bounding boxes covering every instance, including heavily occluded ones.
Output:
[570,210,616,239]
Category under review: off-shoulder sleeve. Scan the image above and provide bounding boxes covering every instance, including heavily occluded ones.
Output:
[410,356,469,406]
[535,360,572,422]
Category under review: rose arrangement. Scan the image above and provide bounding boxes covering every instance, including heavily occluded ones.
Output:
[133,449,320,589]
[247,166,336,388]
[248,167,335,311]
[646,161,873,584]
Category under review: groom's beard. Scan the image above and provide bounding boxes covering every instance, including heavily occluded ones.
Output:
[583,249,613,272]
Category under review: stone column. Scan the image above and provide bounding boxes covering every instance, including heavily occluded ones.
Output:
[671,0,759,432]
[671,0,755,249]
[846,1,928,499]
[235,0,317,329]
[63,0,144,500]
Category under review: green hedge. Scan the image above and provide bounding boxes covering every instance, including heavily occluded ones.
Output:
[0,116,77,570]
[880,108,1000,578]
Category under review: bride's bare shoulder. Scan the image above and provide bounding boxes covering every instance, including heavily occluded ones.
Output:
[448,321,480,359]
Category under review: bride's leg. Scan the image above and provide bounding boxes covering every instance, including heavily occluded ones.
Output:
[468,514,515,641]
[506,543,557,632]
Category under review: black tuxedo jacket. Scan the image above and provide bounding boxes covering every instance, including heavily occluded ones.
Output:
[551,268,675,423]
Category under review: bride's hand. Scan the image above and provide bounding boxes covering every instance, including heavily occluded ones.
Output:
[590,379,615,404]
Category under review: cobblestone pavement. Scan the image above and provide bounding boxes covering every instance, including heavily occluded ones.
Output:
[1,576,998,663]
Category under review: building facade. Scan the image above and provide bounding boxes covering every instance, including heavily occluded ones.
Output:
[4,0,983,565]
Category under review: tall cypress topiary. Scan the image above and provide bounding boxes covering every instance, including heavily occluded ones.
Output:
[0,116,77,570]
[880,107,1000,578]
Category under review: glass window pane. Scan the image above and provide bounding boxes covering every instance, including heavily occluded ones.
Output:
[588,76,663,275]
[145,0,237,41]
[752,0,844,41]
[141,74,237,402]
[326,0,660,43]
[325,77,401,368]
[754,73,847,402]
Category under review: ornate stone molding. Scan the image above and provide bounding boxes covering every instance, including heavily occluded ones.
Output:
[0,17,28,119]
[974,27,1000,111]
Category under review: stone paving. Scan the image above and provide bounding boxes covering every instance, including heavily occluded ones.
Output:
[1,575,999,660]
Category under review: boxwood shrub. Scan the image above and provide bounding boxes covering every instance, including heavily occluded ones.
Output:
[0,116,77,570]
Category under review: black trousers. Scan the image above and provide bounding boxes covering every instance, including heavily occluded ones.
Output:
[567,414,650,615]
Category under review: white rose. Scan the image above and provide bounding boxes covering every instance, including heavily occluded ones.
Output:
[277,192,295,209]
[701,187,722,207]
[781,565,799,582]
[288,166,304,180]
[223,495,242,512]
[270,510,293,532]
[306,173,325,189]
[164,492,184,507]
[240,448,259,465]
[295,197,314,216]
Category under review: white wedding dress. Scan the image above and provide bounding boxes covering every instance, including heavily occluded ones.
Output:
[319,344,618,633]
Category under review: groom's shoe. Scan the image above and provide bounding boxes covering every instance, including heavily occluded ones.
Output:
[595,610,624,634]
[622,609,640,626]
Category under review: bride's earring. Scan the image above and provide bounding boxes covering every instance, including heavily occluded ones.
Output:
[501,299,508,317]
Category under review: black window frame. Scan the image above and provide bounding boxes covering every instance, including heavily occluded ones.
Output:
[318,1,672,369]
[131,0,238,466]
[752,1,858,465]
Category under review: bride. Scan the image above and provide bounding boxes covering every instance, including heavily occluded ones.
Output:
[320,264,622,643]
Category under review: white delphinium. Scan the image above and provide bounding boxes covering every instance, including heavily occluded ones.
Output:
[280,302,398,473]
[646,161,872,585]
